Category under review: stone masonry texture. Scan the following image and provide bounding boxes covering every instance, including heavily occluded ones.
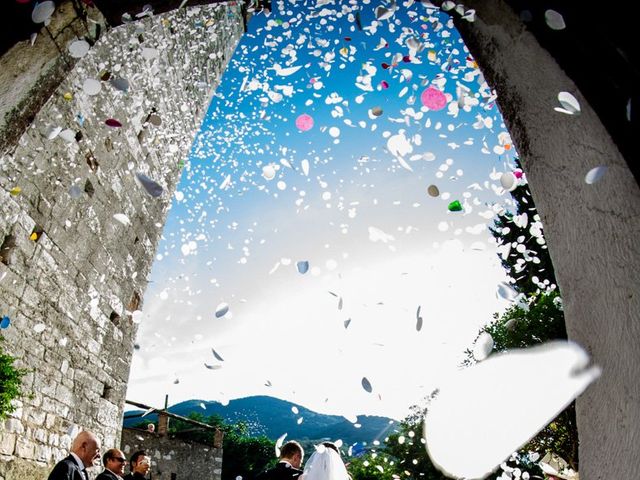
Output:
[122,428,223,480]
[0,3,243,479]
[446,1,640,478]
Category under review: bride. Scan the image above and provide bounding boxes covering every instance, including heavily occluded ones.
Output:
[301,442,351,480]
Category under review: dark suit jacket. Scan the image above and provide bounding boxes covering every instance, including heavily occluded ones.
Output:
[47,455,86,480]
[96,470,121,480]
[255,462,303,480]
[123,473,147,480]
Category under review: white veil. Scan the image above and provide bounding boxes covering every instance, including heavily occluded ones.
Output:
[302,445,350,480]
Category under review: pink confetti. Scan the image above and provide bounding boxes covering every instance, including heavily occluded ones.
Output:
[380,81,389,89]
[105,119,122,127]
[295,114,314,131]
[513,170,523,179]
[420,87,447,110]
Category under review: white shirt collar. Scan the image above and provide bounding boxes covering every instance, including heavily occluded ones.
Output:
[70,452,85,469]
[105,468,123,479]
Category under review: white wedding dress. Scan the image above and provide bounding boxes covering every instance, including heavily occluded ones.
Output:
[302,446,350,480]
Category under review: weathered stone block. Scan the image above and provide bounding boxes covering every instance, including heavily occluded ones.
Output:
[0,434,16,456]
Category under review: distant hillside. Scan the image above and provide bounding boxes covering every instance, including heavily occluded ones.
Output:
[124,395,397,446]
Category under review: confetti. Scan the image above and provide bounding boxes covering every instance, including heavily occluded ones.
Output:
[113,214,131,226]
[83,78,102,96]
[555,92,580,115]
[68,40,90,58]
[361,377,373,393]
[211,348,225,362]
[585,166,607,185]
[421,87,447,111]
[136,173,164,197]
[295,114,314,131]
[32,1,55,24]
[0,316,10,329]
[472,332,494,361]
[425,342,600,479]
[215,303,229,318]
[447,200,462,212]
[105,119,122,128]
[545,10,566,30]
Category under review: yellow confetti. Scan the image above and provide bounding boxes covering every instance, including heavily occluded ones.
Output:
[339,47,349,56]
[30,232,38,241]
[161,18,170,27]
[9,187,21,196]
[428,50,437,62]
[205,18,214,27]
[63,92,73,101]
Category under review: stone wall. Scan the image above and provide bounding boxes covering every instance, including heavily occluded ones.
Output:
[0,1,104,155]
[446,1,640,478]
[0,3,243,479]
[121,428,223,480]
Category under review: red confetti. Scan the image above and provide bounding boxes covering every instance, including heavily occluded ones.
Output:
[105,119,122,127]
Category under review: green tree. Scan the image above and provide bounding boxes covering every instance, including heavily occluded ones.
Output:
[164,412,275,480]
[489,161,557,295]
[476,163,579,471]
[348,409,448,480]
[0,336,26,419]
[473,292,578,470]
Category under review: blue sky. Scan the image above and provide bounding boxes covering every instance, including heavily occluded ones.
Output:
[126,1,523,421]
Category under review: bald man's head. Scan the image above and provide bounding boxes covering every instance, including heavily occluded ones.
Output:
[71,431,101,467]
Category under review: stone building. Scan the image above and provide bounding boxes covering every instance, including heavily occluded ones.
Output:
[0,2,242,478]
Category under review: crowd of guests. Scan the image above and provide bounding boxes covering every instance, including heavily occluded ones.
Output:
[46,429,349,480]
[46,430,151,480]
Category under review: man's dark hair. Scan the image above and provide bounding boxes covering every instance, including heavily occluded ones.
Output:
[280,441,303,459]
[130,450,147,465]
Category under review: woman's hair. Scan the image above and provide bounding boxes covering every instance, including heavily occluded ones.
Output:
[321,442,340,455]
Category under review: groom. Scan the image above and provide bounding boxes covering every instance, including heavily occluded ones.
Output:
[255,441,304,480]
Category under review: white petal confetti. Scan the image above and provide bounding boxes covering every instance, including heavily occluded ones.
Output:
[82,78,102,96]
[555,92,581,115]
[472,332,494,361]
[585,166,607,185]
[113,214,131,226]
[545,9,566,30]
[425,341,601,479]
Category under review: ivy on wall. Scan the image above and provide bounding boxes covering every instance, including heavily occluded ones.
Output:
[0,336,26,419]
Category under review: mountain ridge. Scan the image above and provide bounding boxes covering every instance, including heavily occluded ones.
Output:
[123,395,397,445]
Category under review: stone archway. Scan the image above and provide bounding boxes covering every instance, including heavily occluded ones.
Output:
[1,1,639,479]
[442,1,640,478]
[0,3,243,478]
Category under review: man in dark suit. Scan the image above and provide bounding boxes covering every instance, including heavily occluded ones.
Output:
[123,450,151,480]
[96,448,127,480]
[255,441,304,480]
[47,430,101,480]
